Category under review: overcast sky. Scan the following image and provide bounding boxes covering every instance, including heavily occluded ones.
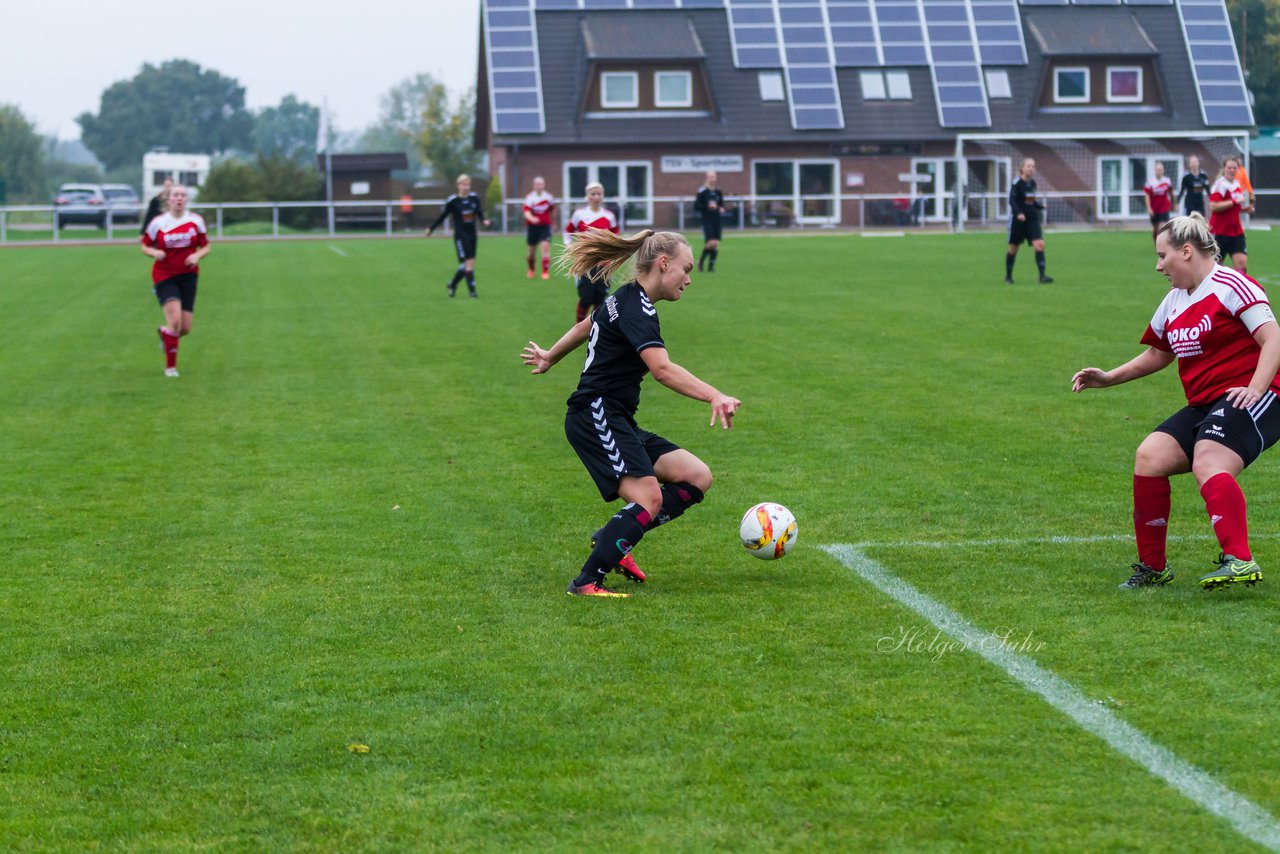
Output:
[2,0,481,141]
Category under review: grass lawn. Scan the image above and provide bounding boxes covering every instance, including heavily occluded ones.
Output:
[1,231,1277,851]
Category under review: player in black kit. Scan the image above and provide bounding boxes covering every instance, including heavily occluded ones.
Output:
[521,229,741,597]
[694,171,728,272]
[1178,155,1210,216]
[1005,158,1052,285]
[425,174,490,297]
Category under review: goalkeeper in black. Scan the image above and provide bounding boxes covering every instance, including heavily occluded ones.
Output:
[426,174,490,297]
[1005,158,1052,285]
[694,171,729,272]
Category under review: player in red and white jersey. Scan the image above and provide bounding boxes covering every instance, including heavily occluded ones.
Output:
[1073,213,1279,590]
[1209,156,1254,274]
[140,185,209,377]
[564,182,619,322]
[1143,162,1174,242]
[523,176,556,280]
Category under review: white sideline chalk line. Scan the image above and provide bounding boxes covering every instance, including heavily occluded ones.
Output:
[327,245,349,257]
[849,532,1280,551]
[823,544,1280,852]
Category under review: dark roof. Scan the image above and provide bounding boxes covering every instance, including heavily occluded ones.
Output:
[319,153,409,173]
[581,16,704,60]
[1026,12,1157,56]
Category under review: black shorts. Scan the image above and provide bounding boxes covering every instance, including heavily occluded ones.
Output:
[1215,233,1246,257]
[1008,215,1043,245]
[153,273,198,312]
[565,398,682,501]
[576,271,609,308]
[526,224,551,246]
[1150,212,1170,227]
[454,234,477,261]
[1184,200,1206,217]
[1155,391,1280,468]
[702,218,723,241]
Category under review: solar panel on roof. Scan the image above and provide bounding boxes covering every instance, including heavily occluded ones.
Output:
[727,0,784,67]
[486,0,547,134]
[872,0,929,65]
[777,0,846,128]
[922,0,992,126]
[1175,0,1253,126]
[970,0,1029,64]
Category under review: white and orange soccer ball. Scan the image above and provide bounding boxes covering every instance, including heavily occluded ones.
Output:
[739,502,797,560]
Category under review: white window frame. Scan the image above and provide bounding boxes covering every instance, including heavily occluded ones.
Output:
[758,71,785,101]
[885,70,912,100]
[985,69,1012,100]
[910,157,959,223]
[1054,67,1090,104]
[563,160,653,226]
[1106,66,1143,104]
[600,71,639,109]
[654,71,693,108]
[860,70,887,101]
[1096,155,1182,220]
[750,158,841,225]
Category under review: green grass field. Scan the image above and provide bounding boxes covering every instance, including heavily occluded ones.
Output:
[2,231,1278,851]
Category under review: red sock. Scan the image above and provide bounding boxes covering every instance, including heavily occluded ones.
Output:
[1133,474,1171,570]
[162,329,180,369]
[1200,472,1251,560]
[527,256,535,273]
[542,255,550,275]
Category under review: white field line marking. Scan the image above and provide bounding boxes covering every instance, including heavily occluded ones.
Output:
[848,532,1280,551]
[327,245,349,257]
[823,544,1280,852]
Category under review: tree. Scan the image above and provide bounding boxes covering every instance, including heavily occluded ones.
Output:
[251,95,320,165]
[77,60,254,170]
[359,73,439,175]
[417,83,482,183]
[199,153,322,227]
[0,105,48,203]
[1231,0,1280,124]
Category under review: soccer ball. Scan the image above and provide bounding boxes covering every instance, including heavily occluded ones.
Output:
[739,502,797,560]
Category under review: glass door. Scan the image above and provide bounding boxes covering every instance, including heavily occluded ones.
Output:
[798,162,838,223]
[562,162,653,226]
[913,159,957,222]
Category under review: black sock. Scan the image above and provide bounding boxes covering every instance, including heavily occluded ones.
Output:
[699,248,708,269]
[646,482,705,530]
[708,249,718,271]
[574,503,652,587]
[465,271,476,292]
[1035,251,1046,277]
[1005,254,1015,278]
[449,266,466,288]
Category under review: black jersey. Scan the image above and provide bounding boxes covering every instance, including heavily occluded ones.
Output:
[429,193,485,236]
[694,187,725,222]
[1009,178,1042,219]
[1179,171,1211,212]
[567,281,665,416]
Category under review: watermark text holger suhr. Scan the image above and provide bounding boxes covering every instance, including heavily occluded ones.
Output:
[878,626,1046,662]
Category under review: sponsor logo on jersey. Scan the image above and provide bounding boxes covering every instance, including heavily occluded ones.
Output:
[1167,315,1213,357]
[605,295,619,322]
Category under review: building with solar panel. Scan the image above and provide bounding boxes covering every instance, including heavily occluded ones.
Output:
[475,0,1253,230]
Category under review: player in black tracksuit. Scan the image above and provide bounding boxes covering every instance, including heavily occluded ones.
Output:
[694,171,729,272]
[1005,158,1052,284]
[1178,155,1210,216]
[426,174,490,297]
[521,229,741,597]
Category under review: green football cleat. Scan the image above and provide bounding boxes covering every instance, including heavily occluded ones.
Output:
[1119,563,1174,589]
[1199,554,1262,590]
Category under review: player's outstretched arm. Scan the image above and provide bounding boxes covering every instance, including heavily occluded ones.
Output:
[640,347,741,429]
[1071,348,1174,392]
[522,316,593,374]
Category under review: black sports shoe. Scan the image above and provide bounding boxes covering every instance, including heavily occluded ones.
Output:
[1039,275,1054,284]
[447,284,456,297]
[1199,554,1262,589]
[469,290,478,299]
[1004,276,1014,285]
[1119,562,1174,589]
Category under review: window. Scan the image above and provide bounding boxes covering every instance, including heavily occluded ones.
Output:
[885,71,912,100]
[564,160,652,225]
[600,72,638,109]
[1098,155,1180,219]
[350,181,370,196]
[860,70,886,100]
[985,69,1011,100]
[758,71,785,102]
[654,71,692,108]
[1107,66,1143,103]
[1054,67,1090,104]
[751,159,840,225]
[179,171,201,186]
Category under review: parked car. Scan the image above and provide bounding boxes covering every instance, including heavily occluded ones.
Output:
[102,184,142,224]
[53,183,107,228]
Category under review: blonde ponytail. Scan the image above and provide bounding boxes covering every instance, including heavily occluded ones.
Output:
[559,229,689,283]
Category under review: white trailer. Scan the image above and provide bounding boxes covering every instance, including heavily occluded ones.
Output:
[142,151,211,203]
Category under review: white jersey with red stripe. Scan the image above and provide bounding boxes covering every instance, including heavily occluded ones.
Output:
[565,206,618,242]
[1141,264,1280,405]
[523,190,555,226]
[1209,177,1247,236]
[142,211,209,283]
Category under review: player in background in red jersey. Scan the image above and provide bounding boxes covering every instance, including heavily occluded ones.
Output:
[1143,161,1174,243]
[140,185,210,377]
[564,182,620,322]
[1209,156,1254,274]
[1072,212,1279,590]
[523,176,555,280]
